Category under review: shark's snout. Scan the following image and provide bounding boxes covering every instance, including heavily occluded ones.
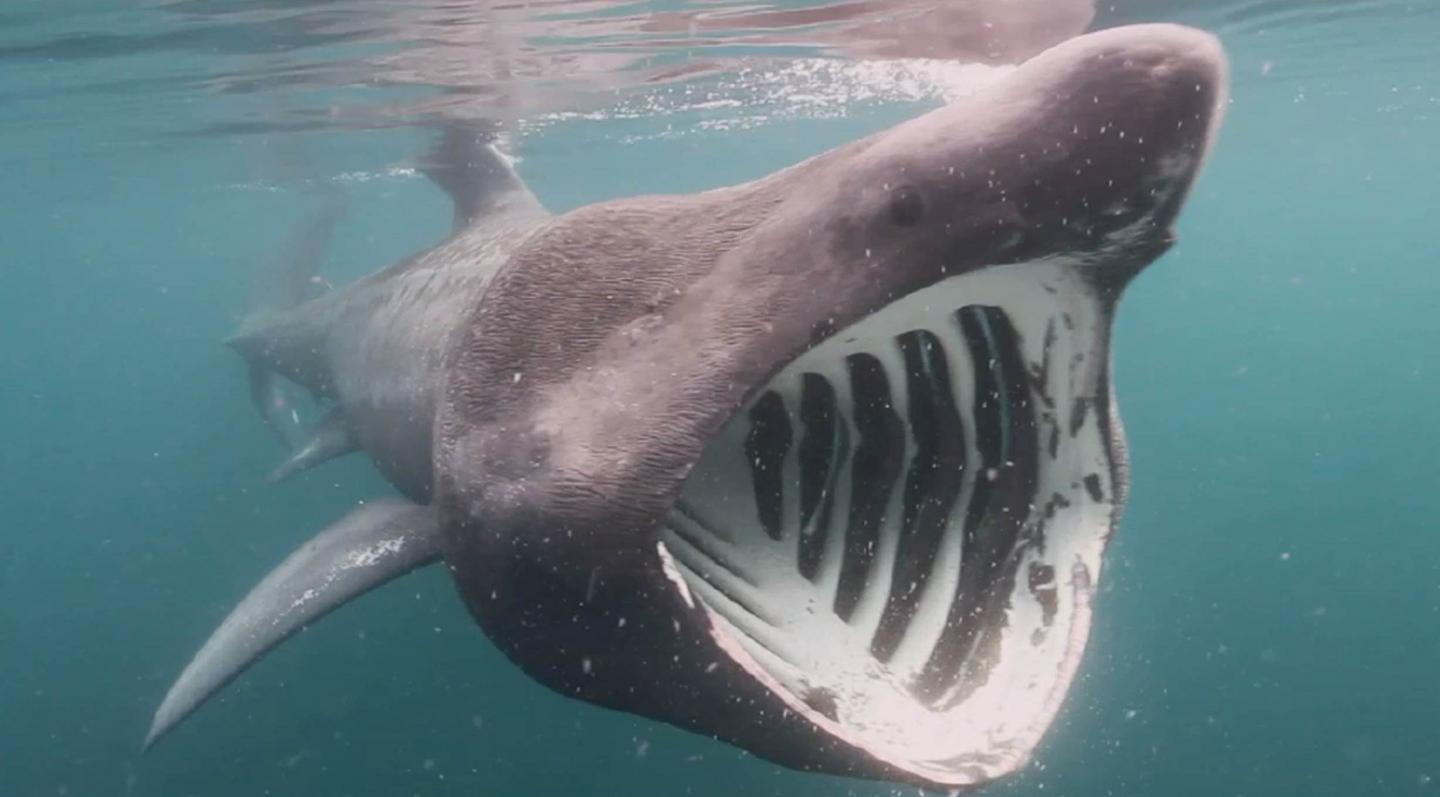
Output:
[916,24,1225,270]
[1048,25,1228,234]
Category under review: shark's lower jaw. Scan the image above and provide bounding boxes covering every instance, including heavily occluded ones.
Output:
[659,257,1127,787]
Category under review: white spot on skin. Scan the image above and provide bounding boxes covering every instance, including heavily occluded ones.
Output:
[344,537,407,569]
[287,588,320,614]
[282,535,412,617]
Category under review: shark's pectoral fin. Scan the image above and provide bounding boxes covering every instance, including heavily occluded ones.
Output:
[266,407,359,484]
[145,500,441,749]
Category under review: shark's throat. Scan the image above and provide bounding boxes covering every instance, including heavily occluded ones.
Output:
[659,258,1125,786]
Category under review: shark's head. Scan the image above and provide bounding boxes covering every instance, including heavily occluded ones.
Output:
[436,23,1227,791]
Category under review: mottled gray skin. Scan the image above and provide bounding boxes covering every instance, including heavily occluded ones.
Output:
[156,24,1228,792]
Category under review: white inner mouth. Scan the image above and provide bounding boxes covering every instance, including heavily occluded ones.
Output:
[658,258,1124,786]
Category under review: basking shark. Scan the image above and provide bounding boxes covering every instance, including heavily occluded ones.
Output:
[147,24,1228,791]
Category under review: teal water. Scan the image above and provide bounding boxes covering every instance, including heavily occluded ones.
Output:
[3,2,1439,796]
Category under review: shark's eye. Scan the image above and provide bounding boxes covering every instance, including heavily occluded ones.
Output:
[888,185,925,227]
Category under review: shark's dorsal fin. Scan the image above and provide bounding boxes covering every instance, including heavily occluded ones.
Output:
[266,407,359,483]
[144,500,441,749]
[420,121,539,234]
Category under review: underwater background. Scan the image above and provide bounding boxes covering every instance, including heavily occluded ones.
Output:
[2,1,1438,795]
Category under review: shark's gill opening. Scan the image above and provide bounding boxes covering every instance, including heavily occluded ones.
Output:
[658,259,1125,785]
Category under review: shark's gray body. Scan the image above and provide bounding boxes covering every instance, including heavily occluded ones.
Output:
[228,142,550,500]
[148,25,1229,791]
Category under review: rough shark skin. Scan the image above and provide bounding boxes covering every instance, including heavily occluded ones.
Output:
[149,24,1228,791]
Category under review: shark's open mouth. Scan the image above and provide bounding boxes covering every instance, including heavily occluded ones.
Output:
[658,257,1124,785]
